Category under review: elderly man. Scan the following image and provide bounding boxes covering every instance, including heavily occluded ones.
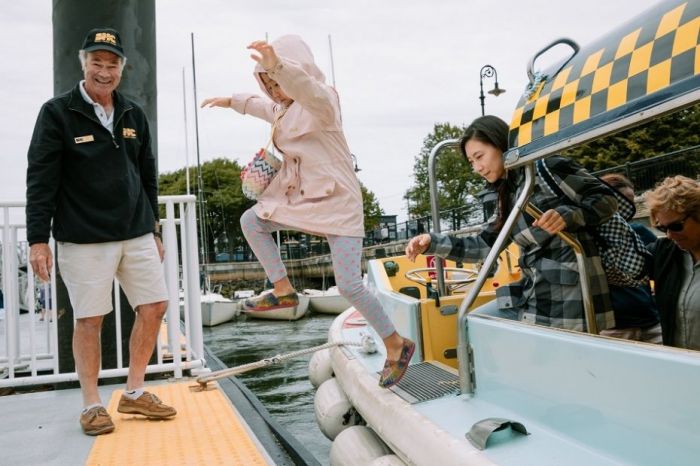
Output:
[26,28,175,436]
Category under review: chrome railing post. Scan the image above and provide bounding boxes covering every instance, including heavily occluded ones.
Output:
[428,139,460,296]
[457,163,536,394]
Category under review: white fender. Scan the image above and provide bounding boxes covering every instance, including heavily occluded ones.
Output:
[370,455,407,465]
[309,348,333,388]
[314,378,359,440]
[330,426,392,466]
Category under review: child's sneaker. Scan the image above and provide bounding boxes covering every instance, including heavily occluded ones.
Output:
[244,292,299,311]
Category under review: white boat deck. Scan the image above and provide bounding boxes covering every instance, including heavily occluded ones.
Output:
[333,312,700,466]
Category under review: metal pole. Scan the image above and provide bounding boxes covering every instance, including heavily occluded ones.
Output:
[328,34,337,88]
[428,139,460,296]
[182,67,191,195]
[190,33,208,271]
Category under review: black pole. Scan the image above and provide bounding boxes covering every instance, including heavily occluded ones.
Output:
[479,77,486,116]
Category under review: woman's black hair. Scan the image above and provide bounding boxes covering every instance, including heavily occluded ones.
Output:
[459,115,511,230]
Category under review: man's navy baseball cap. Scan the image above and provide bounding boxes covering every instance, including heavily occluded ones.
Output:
[81,28,125,58]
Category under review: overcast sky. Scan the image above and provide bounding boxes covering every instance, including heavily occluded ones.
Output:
[1,0,660,225]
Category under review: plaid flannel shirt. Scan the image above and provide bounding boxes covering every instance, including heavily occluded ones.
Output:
[427,156,616,332]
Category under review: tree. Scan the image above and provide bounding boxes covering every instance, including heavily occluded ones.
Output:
[404,123,485,219]
[563,105,700,171]
[361,182,383,231]
[159,158,253,262]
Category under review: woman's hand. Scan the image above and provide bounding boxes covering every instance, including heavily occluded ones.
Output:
[247,41,279,70]
[405,234,432,262]
[532,209,566,234]
[200,97,232,109]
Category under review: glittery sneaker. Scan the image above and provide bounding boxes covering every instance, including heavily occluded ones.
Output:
[117,391,176,418]
[80,406,115,436]
[244,292,299,311]
[378,338,415,388]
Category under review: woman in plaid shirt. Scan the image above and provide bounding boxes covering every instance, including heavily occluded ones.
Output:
[406,116,617,332]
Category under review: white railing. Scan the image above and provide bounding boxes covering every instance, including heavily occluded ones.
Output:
[0,195,205,388]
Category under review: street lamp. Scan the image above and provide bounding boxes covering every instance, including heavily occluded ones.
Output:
[479,64,506,116]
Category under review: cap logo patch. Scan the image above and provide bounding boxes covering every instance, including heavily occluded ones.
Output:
[94,32,117,45]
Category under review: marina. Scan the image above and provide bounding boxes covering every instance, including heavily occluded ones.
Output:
[2,0,700,465]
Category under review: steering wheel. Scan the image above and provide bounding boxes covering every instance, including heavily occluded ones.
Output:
[404,267,479,287]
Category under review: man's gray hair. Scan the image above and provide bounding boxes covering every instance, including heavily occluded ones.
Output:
[78,50,127,72]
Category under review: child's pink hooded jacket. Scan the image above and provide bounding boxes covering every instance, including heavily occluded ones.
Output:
[230,35,364,237]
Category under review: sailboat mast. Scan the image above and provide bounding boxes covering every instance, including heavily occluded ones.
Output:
[328,34,336,88]
[182,67,191,195]
[190,33,209,267]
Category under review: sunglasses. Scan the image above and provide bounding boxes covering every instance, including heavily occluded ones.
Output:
[655,215,689,233]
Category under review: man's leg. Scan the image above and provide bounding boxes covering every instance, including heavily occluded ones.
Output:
[125,301,167,390]
[73,315,105,406]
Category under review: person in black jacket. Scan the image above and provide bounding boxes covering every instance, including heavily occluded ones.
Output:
[644,176,700,350]
[598,173,661,343]
[26,28,176,436]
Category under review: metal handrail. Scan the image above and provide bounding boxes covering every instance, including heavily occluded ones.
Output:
[0,195,205,388]
[427,138,460,296]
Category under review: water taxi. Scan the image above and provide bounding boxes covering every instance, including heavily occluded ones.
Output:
[310,1,700,464]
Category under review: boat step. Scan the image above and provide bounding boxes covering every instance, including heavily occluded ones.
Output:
[383,361,460,404]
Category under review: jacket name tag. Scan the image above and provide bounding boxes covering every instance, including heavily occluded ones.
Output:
[123,128,137,138]
[74,135,94,144]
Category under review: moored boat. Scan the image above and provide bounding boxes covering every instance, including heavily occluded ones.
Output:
[304,286,351,315]
[309,2,700,464]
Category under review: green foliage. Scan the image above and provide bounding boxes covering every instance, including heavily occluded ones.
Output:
[563,105,700,171]
[404,122,486,218]
[159,158,253,260]
[360,182,383,231]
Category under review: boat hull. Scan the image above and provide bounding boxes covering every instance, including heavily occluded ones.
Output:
[305,288,350,315]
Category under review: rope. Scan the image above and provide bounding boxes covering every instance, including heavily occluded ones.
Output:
[195,339,365,388]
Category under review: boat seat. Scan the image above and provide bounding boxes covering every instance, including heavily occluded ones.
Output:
[398,286,421,300]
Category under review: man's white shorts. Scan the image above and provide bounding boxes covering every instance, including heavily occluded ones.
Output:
[58,233,168,319]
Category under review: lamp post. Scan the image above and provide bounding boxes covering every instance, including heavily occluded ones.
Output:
[479,64,506,116]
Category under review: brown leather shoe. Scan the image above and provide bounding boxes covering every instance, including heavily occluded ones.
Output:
[80,406,115,436]
[117,391,176,418]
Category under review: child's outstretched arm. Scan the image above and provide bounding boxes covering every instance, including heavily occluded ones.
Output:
[200,94,277,123]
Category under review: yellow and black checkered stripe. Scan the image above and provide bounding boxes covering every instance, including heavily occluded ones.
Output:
[509,0,700,150]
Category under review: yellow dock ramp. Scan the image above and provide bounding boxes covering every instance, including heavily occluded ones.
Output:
[86,381,271,465]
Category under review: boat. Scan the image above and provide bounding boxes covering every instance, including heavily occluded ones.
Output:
[242,292,310,321]
[199,291,241,326]
[1,194,318,465]
[309,2,700,464]
[179,289,241,327]
[304,286,351,315]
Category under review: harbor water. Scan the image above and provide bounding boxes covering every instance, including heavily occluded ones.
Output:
[203,312,335,464]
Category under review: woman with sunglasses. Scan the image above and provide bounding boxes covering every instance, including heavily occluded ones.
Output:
[645,176,700,350]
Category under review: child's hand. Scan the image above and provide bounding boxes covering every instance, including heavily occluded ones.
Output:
[200,97,232,108]
[247,41,279,70]
[405,234,431,262]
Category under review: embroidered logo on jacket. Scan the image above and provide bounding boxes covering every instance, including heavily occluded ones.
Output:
[123,128,137,138]
[74,135,95,144]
